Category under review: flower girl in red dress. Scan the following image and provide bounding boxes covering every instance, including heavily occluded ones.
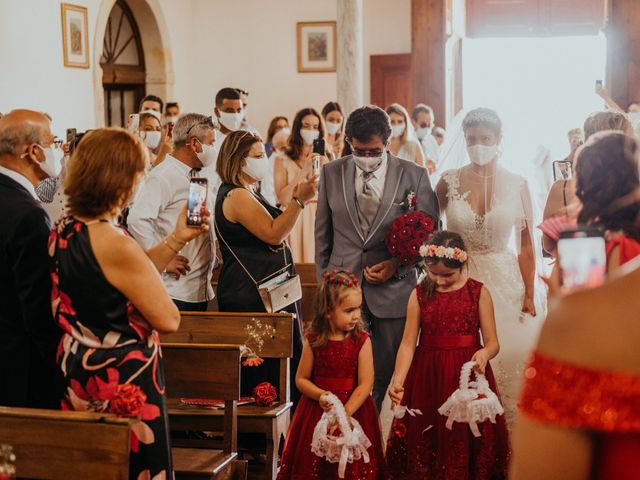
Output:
[386,231,509,480]
[277,270,385,480]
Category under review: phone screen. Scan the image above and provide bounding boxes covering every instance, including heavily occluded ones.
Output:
[187,178,208,227]
[313,138,325,156]
[558,230,606,292]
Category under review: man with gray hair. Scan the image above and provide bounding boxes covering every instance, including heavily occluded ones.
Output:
[128,113,218,311]
[0,109,62,408]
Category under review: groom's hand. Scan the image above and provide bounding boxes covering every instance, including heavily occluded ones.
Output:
[364,259,397,284]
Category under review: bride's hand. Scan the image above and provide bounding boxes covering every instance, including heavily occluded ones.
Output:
[521,295,536,317]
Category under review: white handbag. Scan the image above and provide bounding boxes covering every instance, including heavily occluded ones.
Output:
[215,220,301,313]
[438,361,504,437]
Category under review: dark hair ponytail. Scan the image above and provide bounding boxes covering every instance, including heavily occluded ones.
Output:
[421,230,468,298]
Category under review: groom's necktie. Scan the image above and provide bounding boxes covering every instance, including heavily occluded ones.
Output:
[356,170,381,237]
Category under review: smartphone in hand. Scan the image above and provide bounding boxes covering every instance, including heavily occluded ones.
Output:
[128,114,140,134]
[187,178,208,227]
[557,227,606,292]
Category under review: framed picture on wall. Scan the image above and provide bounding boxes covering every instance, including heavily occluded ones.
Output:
[61,3,90,68]
[297,21,336,73]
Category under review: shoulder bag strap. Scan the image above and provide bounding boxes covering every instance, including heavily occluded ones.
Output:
[214,219,259,286]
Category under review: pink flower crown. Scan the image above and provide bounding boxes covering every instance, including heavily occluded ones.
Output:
[419,244,468,263]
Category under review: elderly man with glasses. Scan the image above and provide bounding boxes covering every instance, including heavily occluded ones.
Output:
[314,105,439,410]
[0,109,63,408]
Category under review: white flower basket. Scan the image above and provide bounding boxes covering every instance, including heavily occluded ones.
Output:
[438,361,504,437]
[310,393,371,478]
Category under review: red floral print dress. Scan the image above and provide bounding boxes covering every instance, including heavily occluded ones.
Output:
[50,217,170,480]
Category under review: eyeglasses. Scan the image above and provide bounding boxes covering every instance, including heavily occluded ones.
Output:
[348,141,386,157]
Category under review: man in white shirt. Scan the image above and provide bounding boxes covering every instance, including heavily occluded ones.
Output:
[411,103,441,174]
[128,113,218,311]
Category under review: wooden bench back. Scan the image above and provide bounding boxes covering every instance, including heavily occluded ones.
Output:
[163,343,241,455]
[162,343,241,400]
[0,407,131,480]
[161,312,294,359]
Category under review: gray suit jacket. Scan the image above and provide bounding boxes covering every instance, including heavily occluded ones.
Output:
[315,154,439,318]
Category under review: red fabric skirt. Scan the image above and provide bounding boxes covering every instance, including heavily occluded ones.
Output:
[386,336,510,480]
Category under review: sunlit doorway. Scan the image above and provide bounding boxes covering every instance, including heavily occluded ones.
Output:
[462,34,607,212]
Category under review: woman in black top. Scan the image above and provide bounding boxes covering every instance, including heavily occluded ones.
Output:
[215,130,317,403]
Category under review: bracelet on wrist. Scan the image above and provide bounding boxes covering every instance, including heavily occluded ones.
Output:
[293,196,305,210]
[170,232,187,247]
[163,238,180,254]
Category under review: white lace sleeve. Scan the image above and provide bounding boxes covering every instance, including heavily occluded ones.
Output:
[515,177,536,257]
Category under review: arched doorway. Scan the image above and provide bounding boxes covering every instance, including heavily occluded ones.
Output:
[93,0,174,127]
[101,0,145,127]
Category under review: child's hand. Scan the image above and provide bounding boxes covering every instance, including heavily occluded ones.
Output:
[471,349,490,374]
[319,392,332,411]
[388,384,404,406]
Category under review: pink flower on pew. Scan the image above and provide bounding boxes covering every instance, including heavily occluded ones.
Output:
[253,382,277,406]
[110,384,147,417]
[242,355,265,367]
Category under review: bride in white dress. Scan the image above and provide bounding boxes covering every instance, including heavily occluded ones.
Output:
[434,108,541,427]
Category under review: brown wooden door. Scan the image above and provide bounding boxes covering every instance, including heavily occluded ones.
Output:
[466,0,605,37]
[370,54,412,110]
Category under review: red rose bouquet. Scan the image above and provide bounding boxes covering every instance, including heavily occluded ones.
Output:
[385,211,436,265]
[253,382,277,406]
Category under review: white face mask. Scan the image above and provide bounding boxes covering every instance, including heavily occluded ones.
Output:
[326,122,342,136]
[300,129,320,145]
[218,111,244,131]
[279,127,291,136]
[140,131,161,150]
[26,144,63,178]
[353,152,385,173]
[196,141,217,168]
[415,126,432,140]
[467,144,499,166]
[391,124,406,138]
[243,155,271,181]
[165,116,179,125]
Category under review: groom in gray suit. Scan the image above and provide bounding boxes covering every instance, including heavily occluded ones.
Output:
[315,105,439,409]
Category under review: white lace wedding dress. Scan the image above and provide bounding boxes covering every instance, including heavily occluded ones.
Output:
[440,167,543,428]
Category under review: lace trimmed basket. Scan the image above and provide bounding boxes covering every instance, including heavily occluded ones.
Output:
[311,393,371,478]
[438,361,504,437]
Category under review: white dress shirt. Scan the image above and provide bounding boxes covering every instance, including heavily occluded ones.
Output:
[420,133,441,165]
[128,155,215,303]
[0,166,38,200]
[354,152,389,200]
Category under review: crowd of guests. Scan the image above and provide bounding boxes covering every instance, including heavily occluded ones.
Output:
[1,86,639,480]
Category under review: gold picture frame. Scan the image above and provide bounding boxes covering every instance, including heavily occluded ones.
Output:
[61,3,90,69]
[297,21,337,73]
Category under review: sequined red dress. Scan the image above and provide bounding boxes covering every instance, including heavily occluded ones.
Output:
[386,279,510,480]
[277,331,385,480]
[520,352,640,479]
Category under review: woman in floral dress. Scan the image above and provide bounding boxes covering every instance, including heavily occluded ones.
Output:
[50,128,210,479]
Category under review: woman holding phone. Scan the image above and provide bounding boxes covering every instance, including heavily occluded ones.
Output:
[215,130,318,401]
[274,108,329,263]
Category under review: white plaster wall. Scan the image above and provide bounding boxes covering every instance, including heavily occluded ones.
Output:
[0,0,102,136]
[0,0,411,138]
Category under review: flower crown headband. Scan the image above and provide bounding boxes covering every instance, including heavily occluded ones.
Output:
[419,244,468,263]
[322,269,360,288]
